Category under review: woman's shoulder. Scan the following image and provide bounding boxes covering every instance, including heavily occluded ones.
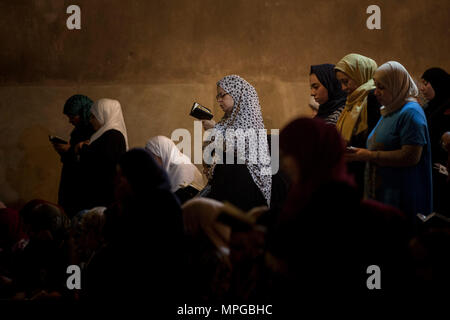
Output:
[401,101,425,116]
[396,101,427,127]
[102,129,124,138]
[95,129,126,143]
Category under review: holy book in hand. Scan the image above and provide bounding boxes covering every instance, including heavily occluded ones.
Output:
[190,102,213,120]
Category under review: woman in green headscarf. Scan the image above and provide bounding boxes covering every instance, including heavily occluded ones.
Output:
[51,94,95,217]
[334,53,382,195]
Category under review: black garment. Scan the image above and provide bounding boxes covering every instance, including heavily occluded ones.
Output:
[426,100,450,215]
[422,67,450,164]
[422,68,450,214]
[58,123,94,217]
[311,64,347,123]
[208,163,267,211]
[84,149,186,308]
[347,89,382,196]
[79,129,126,210]
[175,185,200,205]
[426,98,450,164]
[266,181,411,303]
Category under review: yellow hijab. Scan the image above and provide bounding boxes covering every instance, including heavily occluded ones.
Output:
[335,54,377,143]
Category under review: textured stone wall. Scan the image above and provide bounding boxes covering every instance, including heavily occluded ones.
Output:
[0,0,449,206]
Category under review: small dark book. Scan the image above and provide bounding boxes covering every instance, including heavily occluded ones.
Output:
[49,135,68,144]
[189,102,213,120]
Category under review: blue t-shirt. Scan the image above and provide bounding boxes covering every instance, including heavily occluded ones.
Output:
[366,101,433,218]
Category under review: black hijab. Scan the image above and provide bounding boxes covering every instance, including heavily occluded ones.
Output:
[422,68,450,163]
[422,67,450,112]
[310,64,347,120]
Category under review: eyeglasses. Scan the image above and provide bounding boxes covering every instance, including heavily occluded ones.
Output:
[216,92,229,100]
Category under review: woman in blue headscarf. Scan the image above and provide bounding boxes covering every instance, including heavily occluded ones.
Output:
[51,94,95,217]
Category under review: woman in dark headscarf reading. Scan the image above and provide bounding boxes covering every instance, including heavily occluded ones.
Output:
[310,64,347,125]
[51,94,95,217]
[420,67,450,214]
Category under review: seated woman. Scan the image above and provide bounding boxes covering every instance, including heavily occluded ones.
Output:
[201,75,272,211]
[78,98,128,210]
[51,94,95,217]
[11,201,72,301]
[420,68,450,214]
[345,61,433,220]
[84,148,185,304]
[310,64,347,125]
[145,135,205,204]
[334,53,382,195]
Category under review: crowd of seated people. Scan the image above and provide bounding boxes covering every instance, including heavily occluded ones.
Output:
[1,61,449,309]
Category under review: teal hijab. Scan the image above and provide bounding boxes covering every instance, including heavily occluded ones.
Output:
[63,94,93,126]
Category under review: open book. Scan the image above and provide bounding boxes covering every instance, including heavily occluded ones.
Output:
[189,102,213,120]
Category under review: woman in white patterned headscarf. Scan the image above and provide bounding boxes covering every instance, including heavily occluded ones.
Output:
[145,135,205,193]
[201,75,272,210]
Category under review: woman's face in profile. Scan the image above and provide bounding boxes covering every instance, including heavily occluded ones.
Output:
[309,73,329,105]
[216,86,234,115]
[419,79,435,101]
[67,114,81,127]
[374,80,393,106]
[336,71,358,95]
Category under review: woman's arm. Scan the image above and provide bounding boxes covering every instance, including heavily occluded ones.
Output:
[345,145,423,167]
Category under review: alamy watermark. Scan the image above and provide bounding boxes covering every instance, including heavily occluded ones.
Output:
[170,121,279,175]
[66,5,381,31]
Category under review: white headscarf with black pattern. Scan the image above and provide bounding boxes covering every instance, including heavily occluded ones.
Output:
[210,75,272,206]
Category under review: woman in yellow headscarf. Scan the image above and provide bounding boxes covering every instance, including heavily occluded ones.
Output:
[335,53,382,195]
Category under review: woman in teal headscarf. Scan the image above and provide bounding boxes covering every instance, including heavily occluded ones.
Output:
[51,94,95,217]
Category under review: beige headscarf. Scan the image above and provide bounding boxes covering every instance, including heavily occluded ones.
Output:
[335,53,377,142]
[182,198,231,256]
[373,61,419,116]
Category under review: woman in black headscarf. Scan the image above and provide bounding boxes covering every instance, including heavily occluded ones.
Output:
[309,64,347,125]
[420,67,450,214]
[51,94,95,217]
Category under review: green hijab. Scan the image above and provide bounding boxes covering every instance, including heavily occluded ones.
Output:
[63,94,93,126]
